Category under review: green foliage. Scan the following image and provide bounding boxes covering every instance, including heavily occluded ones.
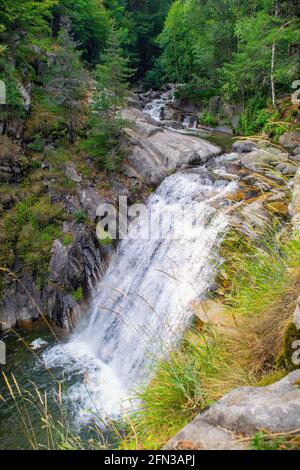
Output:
[123,326,251,449]
[73,286,84,302]
[221,3,300,103]
[83,26,133,171]
[157,0,234,92]
[61,233,73,246]
[27,135,45,152]
[0,195,65,274]
[53,0,111,65]
[122,0,172,78]
[221,228,300,317]
[250,431,283,450]
[0,0,55,37]
[45,19,87,143]
[200,111,218,128]
[0,59,25,117]
[74,210,87,224]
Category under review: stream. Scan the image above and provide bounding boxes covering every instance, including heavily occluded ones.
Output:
[0,92,239,449]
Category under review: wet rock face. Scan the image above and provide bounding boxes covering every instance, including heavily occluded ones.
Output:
[45,226,108,329]
[0,226,107,331]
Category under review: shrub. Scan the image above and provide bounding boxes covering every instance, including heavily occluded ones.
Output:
[199,111,218,127]
[0,195,66,275]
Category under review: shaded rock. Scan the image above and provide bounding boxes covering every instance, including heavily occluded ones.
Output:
[290,154,300,163]
[0,273,42,330]
[201,370,300,435]
[232,140,257,153]
[0,135,29,183]
[293,147,300,156]
[0,226,107,332]
[275,162,297,176]
[279,130,300,149]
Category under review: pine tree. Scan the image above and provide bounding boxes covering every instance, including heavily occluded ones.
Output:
[45,19,87,143]
[83,25,133,171]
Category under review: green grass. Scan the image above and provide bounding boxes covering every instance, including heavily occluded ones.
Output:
[122,326,253,450]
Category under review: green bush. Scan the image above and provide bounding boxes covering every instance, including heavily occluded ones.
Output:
[27,135,45,152]
[0,195,66,275]
[199,111,218,127]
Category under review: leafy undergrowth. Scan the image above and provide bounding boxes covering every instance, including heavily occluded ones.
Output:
[250,431,300,451]
[122,226,300,450]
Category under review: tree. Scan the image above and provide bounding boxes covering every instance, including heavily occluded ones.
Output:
[222,1,300,104]
[157,0,235,93]
[83,26,133,171]
[0,0,55,38]
[45,19,87,142]
[52,0,111,65]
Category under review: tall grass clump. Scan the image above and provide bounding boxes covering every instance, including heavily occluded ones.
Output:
[122,326,253,450]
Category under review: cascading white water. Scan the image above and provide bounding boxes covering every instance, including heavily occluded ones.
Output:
[43,166,236,426]
[143,99,165,121]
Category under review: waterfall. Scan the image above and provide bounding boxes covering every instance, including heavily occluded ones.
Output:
[43,166,236,426]
[143,99,165,122]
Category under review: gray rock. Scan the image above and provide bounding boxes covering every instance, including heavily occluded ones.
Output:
[279,130,300,149]
[79,187,102,220]
[240,148,289,172]
[17,81,31,112]
[201,370,300,434]
[291,168,300,230]
[232,140,257,153]
[164,416,246,451]
[162,106,177,121]
[294,297,300,331]
[65,165,83,183]
[293,147,300,156]
[122,107,221,185]
[290,154,300,163]
[275,162,297,176]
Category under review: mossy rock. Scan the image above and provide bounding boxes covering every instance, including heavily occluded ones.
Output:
[276,322,300,371]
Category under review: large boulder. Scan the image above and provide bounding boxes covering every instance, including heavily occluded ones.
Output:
[122,107,221,185]
[201,370,300,435]
[165,370,300,450]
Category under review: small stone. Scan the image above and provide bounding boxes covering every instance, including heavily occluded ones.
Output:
[65,165,83,183]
